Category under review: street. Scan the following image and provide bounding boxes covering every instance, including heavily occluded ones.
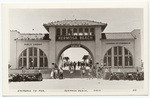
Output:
[9,78,144,90]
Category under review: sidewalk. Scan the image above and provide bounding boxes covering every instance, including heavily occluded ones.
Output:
[9,78,144,90]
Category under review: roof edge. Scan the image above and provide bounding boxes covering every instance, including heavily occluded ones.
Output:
[43,20,107,32]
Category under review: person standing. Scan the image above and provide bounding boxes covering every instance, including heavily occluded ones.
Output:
[82,66,86,78]
[96,67,101,79]
[73,62,76,71]
[70,61,73,68]
[54,65,59,79]
[80,66,83,78]
[69,64,71,72]
[92,66,96,78]
[59,67,63,79]
[50,69,54,79]
[103,67,109,80]
[99,65,103,79]
[70,67,73,78]
[78,61,80,68]
[88,66,93,79]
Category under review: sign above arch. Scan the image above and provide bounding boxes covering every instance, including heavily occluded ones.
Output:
[56,35,95,41]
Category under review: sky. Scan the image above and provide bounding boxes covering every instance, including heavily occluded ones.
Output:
[9,8,143,61]
[9,8,143,33]
[63,48,89,62]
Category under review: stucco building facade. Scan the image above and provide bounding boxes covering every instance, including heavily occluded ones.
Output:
[9,20,141,78]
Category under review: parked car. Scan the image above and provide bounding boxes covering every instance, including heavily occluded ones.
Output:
[9,73,43,82]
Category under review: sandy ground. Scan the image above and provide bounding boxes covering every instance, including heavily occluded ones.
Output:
[9,78,144,90]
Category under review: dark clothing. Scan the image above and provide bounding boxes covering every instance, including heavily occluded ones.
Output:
[59,71,63,79]
[73,62,76,70]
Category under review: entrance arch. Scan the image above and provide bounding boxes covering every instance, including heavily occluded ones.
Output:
[57,44,94,67]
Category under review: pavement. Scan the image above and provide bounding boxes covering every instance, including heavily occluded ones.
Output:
[9,78,144,90]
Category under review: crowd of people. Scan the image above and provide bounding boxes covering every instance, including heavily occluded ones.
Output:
[50,61,90,79]
[49,61,105,79]
[63,61,92,69]
[49,62,144,80]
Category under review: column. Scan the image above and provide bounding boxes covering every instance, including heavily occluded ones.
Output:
[83,27,85,36]
[82,28,84,36]
[66,28,68,36]
[60,28,62,36]
[27,48,29,69]
[122,47,125,68]
[72,28,75,36]
[111,47,114,68]
[88,28,90,36]
[77,28,79,35]
[70,28,72,36]
[37,48,40,68]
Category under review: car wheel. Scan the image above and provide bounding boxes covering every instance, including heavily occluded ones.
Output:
[38,75,43,81]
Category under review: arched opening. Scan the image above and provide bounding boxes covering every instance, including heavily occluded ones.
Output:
[57,44,94,69]
[103,46,133,67]
[18,47,48,69]
[57,44,94,78]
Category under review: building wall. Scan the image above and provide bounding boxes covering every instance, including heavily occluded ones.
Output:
[9,30,19,69]
[54,26,103,67]
[95,26,102,66]
[15,40,49,69]
[48,27,56,68]
[131,29,141,67]
[48,26,100,68]
[101,39,135,67]
[9,28,141,73]
[101,29,141,71]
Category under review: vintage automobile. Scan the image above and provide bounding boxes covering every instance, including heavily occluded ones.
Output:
[108,72,144,81]
[124,72,144,81]
[9,73,43,82]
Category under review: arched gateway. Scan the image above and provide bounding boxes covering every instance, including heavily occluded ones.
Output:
[43,20,108,69]
[10,20,141,78]
[57,44,94,66]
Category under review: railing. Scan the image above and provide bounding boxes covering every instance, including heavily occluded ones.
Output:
[56,35,95,41]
